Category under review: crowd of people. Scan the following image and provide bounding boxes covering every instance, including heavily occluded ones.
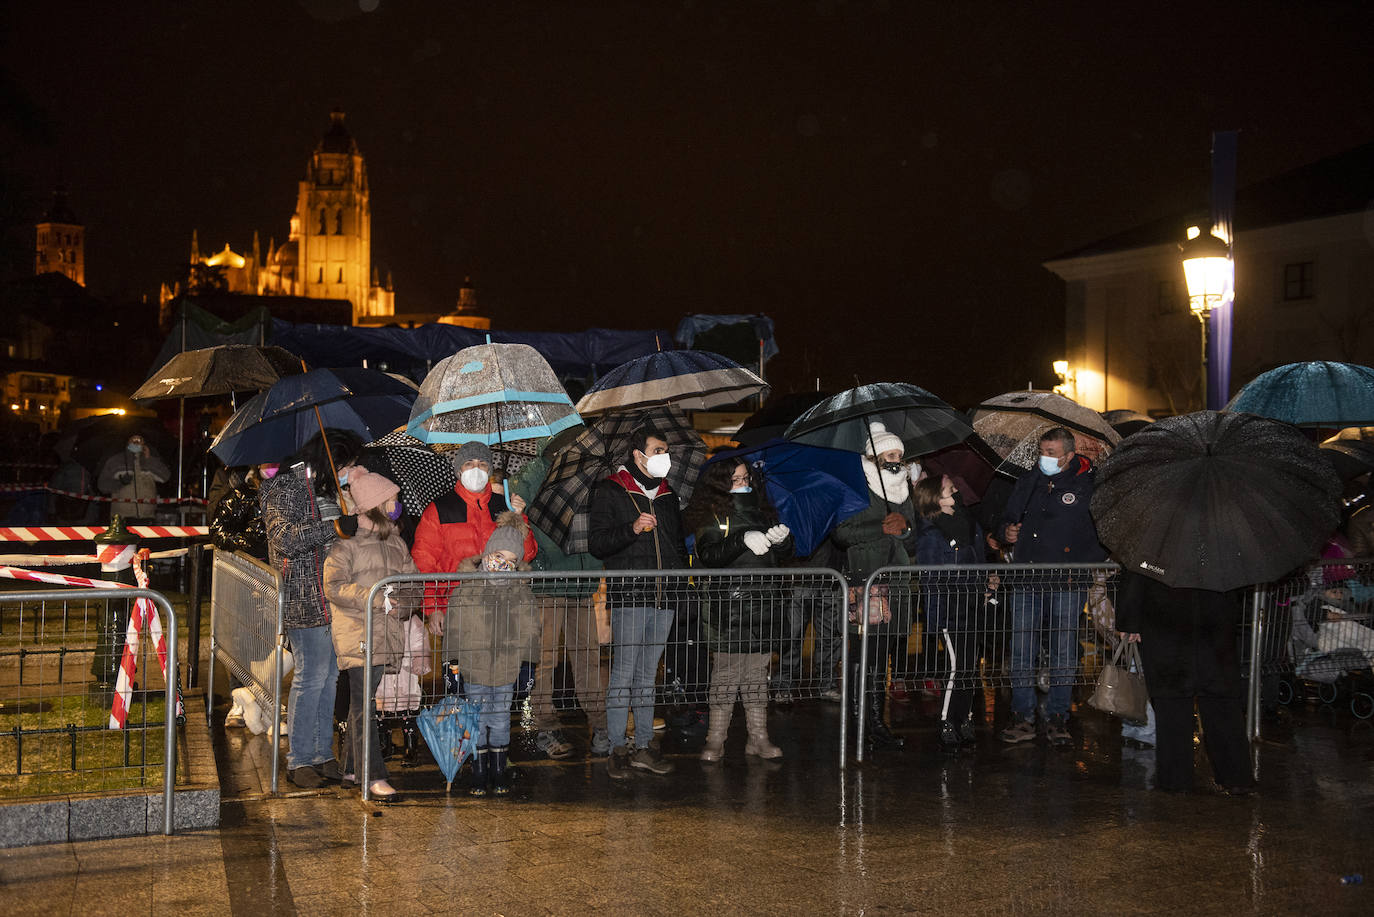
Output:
[211,417,1371,803]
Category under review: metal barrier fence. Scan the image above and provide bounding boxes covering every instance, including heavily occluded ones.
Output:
[856,563,1122,759]
[0,587,180,834]
[358,568,851,799]
[1251,556,1374,721]
[208,549,286,794]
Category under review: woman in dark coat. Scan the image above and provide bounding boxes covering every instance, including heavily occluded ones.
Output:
[1115,571,1255,794]
[832,422,916,751]
[685,459,793,761]
[914,474,990,753]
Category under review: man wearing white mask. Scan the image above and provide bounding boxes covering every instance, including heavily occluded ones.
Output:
[997,426,1106,747]
[413,441,537,628]
[587,424,689,780]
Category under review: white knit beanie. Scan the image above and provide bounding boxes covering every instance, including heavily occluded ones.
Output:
[865,422,904,457]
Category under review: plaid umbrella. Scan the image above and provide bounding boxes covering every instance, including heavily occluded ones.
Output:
[972,390,1121,474]
[361,430,458,517]
[528,405,707,553]
[575,349,768,416]
[407,343,581,448]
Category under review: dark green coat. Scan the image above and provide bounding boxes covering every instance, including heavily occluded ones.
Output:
[832,490,916,635]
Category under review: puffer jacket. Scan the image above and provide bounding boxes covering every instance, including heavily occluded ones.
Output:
[914,512,987,630]
[693,493,794,653]
[323,525,420,671]
[260,467,338,629]
[587,469,689,610]
[442,555,542,687]
[211,472,265,559]
[411,483,538,614]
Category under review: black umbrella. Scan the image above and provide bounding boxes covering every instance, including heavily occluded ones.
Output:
[1319,437,1374,482]
[1102,409,1156,437]
[132,344,302,401]
[733,391,834,448]
[785,383,973,456]
[360,430,459,518]
[1091,411,1342,592]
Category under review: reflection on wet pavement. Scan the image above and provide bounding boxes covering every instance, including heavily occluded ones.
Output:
[3,700,1373,915]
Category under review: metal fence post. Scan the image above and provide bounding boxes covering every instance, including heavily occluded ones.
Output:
[1246,588,1264,742]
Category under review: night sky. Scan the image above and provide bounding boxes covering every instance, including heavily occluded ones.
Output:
[3,0,1372,407]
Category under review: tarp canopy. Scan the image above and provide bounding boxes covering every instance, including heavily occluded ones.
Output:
[674,313,778,366]
[148,302,271,379]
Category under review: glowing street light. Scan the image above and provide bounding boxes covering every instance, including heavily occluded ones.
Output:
[1180,227,1233,407]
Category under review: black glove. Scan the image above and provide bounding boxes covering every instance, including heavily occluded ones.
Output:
[335,515,359,537]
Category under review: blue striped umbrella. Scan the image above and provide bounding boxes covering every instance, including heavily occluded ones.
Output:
[1226,361,1374,428]
[574,349,767,416]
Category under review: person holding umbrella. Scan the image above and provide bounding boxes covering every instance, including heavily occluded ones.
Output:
[1093,411,1343,795]
[260,429,363,789]
[832,422,917,751]
[587,423,690,779]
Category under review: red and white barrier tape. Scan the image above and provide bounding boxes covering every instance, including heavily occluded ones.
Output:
[0,564,122,589]
[0,525,209,542]
[110,551,183,729]
[0,548,194,566]
[0,483,206,506]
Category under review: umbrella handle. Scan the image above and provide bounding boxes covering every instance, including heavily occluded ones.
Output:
[300,357,352,540]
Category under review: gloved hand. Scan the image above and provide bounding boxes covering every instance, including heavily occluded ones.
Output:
[315,497,341,522]
[743,530,771,556]
[335,515,359,537]
[765,524,790,545]
[427,611,446,636]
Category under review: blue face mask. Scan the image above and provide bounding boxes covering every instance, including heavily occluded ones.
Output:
[730,486,753,494]
[385,502,403,521]
[1038,455,1063,476]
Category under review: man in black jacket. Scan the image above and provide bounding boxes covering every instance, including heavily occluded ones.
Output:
[587,425,688,779]
[997,427,1106,747]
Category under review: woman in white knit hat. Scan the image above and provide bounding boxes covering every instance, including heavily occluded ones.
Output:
[832,421,917,751]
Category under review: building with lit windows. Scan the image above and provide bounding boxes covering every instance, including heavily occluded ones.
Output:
[34,189,84,287]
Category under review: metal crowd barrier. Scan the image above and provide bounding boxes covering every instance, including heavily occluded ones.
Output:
[0,587,180,835]
[1249,556,1374,727]
[358,568,851,799]
[855,563,1122,760]
[208,549,286,794]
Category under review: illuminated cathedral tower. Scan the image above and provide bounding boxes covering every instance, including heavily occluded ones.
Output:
[260,109,392,322]
[35,188,84,286]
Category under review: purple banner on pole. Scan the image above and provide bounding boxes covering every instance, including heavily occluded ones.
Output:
[1208,130,1239,410]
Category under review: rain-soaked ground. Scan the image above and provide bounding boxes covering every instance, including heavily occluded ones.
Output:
[4,690,1374,916]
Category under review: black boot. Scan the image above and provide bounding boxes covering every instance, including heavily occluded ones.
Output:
[468,746,490,797]
[865,692,905,750]
[489,746,511,796]
[401,710,420,766]
[376,713,396,759]
[938,720,961,755]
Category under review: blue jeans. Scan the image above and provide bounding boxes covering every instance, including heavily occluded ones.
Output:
[606,606,674,750]
[1009,588,1084,720]
[467,682,516,748]
[286,624,339,770]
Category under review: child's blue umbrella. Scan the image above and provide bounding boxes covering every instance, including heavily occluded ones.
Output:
[416,694,481,793]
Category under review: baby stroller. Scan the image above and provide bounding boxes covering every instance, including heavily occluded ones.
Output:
[1277,585,1374,720]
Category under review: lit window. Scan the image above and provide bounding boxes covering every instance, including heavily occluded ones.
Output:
[1284,261,1315,300]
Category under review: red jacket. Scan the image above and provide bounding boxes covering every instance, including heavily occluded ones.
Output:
[411,483,538,614]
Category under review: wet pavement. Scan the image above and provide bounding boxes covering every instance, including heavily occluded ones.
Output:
[3,694,1374,915]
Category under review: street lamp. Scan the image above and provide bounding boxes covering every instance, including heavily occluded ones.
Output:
[1180,227,1232,408]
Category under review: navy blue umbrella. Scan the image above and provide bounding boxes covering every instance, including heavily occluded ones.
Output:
[707,439,870,558]
[210,368,417,466]
[1226,361,1374,428]
[575,349,767,416]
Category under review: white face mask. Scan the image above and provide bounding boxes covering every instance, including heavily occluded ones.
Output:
[1038,455,1063,476]
[644,452,672,479]
[460,467,490,492]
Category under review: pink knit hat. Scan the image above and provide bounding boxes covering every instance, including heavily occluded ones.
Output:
[347,468,400,514]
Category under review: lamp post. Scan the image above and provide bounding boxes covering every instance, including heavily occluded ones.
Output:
[1180,227,1232,410]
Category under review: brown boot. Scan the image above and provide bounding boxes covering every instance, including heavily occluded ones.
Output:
[743,705,782,759]
[700,705,730,762]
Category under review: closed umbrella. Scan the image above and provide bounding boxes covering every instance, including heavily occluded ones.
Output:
[210,368,416,466]
[528,405,706,554]
[1226,361,1374,428]
[973,390,1120,474]
[575,349,768,416]
[705,440,870,558]
[415,694,481,793]
[1091,411,1342,592]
